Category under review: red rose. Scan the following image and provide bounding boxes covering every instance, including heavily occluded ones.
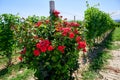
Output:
[20,47,26,54]
[53,10,60,17]
[40,46,47,52]
[44,40,50,47]
[48,45,54,51]
[77,41,86,49]
[70,22,80,27]
[36,39,51,53]
[69,32,74,38]
[45,20,50,24]
[33,49,40,56]
[76,36,81,42]
[58,45,66,53]
[18,56,22,61]
[61,27,71,37]
[36,42,41,49]
[62,27,71,33]
[63,21,69,26]
[74,29,79,34]
[62,31,67,36]
[83,48,87,53]
[35,21,42,27]
[23,47,26,52]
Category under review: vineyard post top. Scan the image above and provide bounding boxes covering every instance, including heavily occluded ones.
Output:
[49,0,55,14]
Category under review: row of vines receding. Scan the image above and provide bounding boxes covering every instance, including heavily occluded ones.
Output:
[84,7,115,47]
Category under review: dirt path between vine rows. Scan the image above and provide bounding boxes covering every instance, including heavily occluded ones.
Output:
[73,41,120,80]
[97,41,120,80]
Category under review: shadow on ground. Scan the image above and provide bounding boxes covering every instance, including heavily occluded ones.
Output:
[87,29,114,63]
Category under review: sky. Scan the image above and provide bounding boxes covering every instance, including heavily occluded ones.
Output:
[0,0,120,20]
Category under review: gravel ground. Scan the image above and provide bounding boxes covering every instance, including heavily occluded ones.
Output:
[97,48,120,80]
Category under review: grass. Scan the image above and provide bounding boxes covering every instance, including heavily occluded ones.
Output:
[107,43,120,50]
[0,63,20,80]
[0,56,8,65]
[112,27,120,41]
[104,27,120,50]
[0,63,24,80]
[82,51,111,80]
[0,62,35,80]
[10,69,34,80]
[82,71,97,80]
[0,49,35,80]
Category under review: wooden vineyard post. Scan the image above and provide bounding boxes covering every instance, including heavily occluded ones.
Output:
[50,0,55,16]
[74,16,76,22]
[49,0,55,26]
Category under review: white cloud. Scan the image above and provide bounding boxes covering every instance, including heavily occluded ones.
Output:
[59,11,84,21]
[106,10,120,19]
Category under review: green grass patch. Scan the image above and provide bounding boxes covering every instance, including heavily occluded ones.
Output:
[0,48,35,80]
[10,69,34,80]
[107,43,120,50]
[82,71,97,80]
[0,63,23,80]
[82,51,112,80]
[0,56,8,65]
[103,27,120,50]
[0,63,35,80]
[112,27,120,41]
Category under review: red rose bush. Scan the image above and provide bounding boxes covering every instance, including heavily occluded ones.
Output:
[16,10,87,80]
